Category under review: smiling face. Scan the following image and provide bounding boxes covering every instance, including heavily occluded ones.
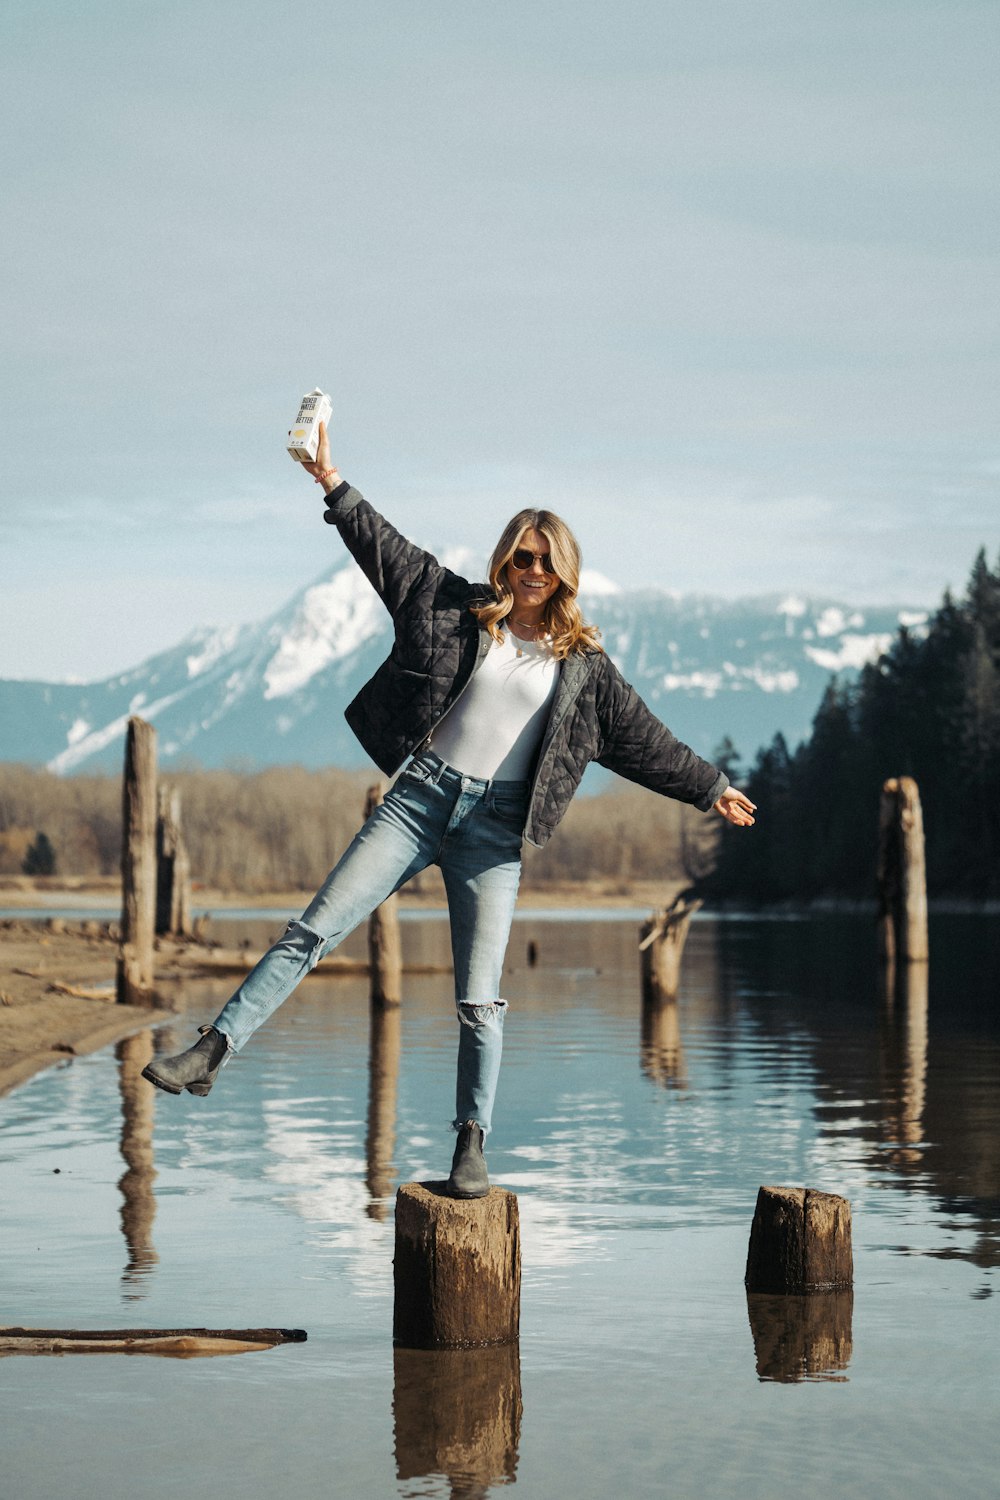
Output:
[504,526,562,621]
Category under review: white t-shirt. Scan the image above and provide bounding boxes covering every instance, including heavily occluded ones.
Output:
[429,624,560,781]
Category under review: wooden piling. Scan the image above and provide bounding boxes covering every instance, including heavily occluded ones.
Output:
[155,785,192,937]
[366,784,403,1007]
[745,1186,853,1294]
[877,776,929,965]
[117,717,157,1005]
[393,1182,521,1349]
[639,892,702,1003]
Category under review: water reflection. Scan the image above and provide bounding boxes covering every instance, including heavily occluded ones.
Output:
[639,997,687,1090]
[366,1001,402,1220]
[745,1290,853,1382]
[878,961,929,1166]
[115,1030,159,1295]
[393,1343,522,1498]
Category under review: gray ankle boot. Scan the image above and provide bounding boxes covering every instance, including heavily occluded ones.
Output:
[141,1026,230,1097]
[447,1121,490,1199]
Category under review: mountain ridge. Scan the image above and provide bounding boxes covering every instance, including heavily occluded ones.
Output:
[1,551,922,776]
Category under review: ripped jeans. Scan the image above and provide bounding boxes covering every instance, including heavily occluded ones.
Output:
[209,750,528,1134]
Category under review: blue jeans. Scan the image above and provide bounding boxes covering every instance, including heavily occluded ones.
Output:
[210,750,528,1135]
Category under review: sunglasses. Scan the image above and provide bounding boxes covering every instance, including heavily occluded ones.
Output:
[509,548,557,574]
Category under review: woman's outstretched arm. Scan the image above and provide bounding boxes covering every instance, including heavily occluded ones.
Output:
[301,420,464,618]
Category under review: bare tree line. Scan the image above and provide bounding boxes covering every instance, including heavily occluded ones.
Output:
[0,763,715,893]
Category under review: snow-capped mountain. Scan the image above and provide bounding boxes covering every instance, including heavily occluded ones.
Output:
[0,549,922,776]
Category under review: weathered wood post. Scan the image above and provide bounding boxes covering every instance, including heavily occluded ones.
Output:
[366,783,403,1007]
[155,784,192,937]
[393,1183,521,1349]
[393,1343,522,1489]
[877,776,929,966]
[117,717,157,1005]
[639,892,702,1003]
[745,1186,853,1294]
[365,1000,402,1219]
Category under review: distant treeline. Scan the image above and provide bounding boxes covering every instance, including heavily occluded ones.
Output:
[0,762,715,894]
[710,546,1000,903]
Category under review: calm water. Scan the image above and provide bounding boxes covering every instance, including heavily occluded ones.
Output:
[2,913,998,1500]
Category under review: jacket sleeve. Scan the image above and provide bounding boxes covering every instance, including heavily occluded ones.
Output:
[322,482,459,618]
[595,662,729,812]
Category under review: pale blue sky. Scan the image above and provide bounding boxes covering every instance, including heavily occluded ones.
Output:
[1,0,997,681]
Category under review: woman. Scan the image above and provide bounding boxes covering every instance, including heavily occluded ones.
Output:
[144,422,756,1197]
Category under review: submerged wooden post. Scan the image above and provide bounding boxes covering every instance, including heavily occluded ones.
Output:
[745,1186,853,1294]
[877,776,929,965]
[156,784,192,937]
[393,1183,521,1349]
[117,717,157,1005]
[639,893,702,1003]
[366,783,403,1007]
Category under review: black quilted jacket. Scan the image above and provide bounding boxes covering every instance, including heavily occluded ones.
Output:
[323,483,729,848]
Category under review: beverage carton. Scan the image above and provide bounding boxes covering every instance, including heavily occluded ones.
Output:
[287,388,332,463]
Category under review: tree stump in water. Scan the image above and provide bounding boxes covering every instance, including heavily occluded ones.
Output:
[393,1182,521,1349]
[745,1186,853,1294]
[639,893,702,1003]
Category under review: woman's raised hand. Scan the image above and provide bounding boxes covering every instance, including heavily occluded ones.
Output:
[302,421,341,492]
[714,786,757,827]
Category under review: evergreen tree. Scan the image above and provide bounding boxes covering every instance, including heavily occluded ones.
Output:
[22,831,57,877]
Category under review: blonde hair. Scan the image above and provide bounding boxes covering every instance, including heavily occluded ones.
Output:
[470,509,603,660]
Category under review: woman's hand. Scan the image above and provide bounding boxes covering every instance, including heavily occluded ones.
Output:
[714,786,756,827]
[302,421,341,493]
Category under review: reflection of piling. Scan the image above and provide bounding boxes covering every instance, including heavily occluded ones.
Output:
[156,784,192,937]
[117,717,157,1005]
[393,1183,521,1349]
[745,1186,853,1294]
[640,997,686,1089]
[365,1001,402,1219]
[879,961,929,1165]
[366,784,403,1007]
[394,1343,522,1492]
[746,1290,853,1382]
[639,893,702,1003]
[877,777,929,966]
[116,1029,159,1292]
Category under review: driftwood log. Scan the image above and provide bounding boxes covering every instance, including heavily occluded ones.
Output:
[393,1182,521,1349]
[0,1326,306,1357]
[639,893,702,1003]
[366,784,403,1007]
[117,717,157,1005]
[745,1186,853,1294]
